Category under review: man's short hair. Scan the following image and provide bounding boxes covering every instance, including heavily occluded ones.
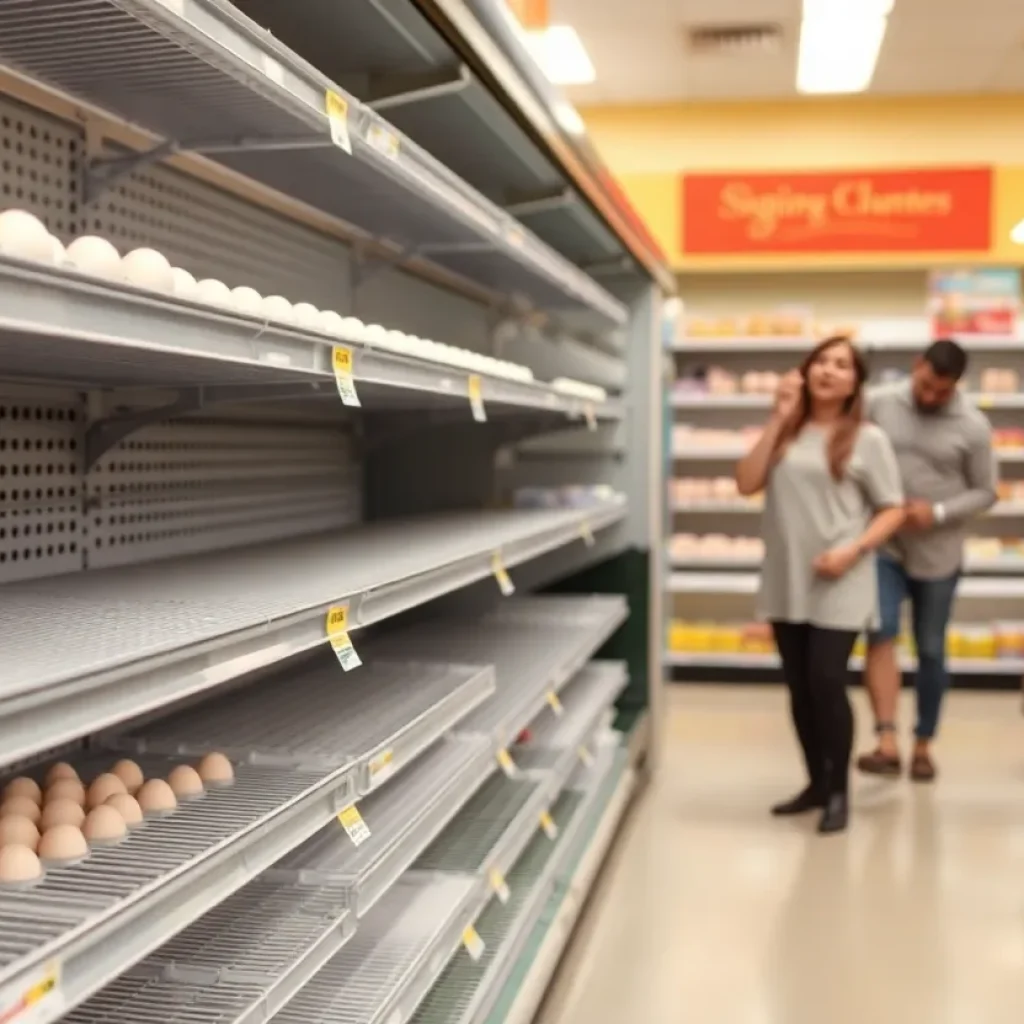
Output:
[923,339,968,381]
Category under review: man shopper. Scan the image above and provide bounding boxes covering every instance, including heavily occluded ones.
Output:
[857,339,998,782]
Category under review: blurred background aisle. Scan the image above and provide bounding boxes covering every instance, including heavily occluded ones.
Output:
[537,685,1024,1024]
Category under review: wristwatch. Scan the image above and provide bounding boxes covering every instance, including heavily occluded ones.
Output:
[933,502,947,524]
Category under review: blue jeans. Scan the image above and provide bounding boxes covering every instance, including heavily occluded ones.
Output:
[870,554,960,740]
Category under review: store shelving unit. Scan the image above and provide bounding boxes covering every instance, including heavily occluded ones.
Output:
[666,318,1024,684]
[0,1,668,1022]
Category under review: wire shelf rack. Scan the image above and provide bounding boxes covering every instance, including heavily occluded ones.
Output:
[0,502,625,771]
[272,874,482,1024]
[107,655,495,793]
[270,736,494,918]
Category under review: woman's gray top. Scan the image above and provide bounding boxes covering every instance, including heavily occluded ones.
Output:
[757,423,903,631]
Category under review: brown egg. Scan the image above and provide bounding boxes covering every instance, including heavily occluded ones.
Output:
[197,752,234,788]
[45,779,86,807]
[136,779,177,818]
[167,765,204,801]
[37,825,88,865]
[40,799,86,831]
[0,844,43,886]
[3,777,42,805]
[0,814,40,850]
[82,806,127,847]
[44,762,79,787]
[105,793,143,830]
[1,797,41,825]
[87,773,127,810]
[110,759,144,795]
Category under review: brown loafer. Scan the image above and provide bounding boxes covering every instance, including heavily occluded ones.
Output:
[856,749,902,777]
[910,752,937,783]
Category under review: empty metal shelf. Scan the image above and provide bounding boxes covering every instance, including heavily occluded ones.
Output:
[0,502,625,770]
[107,655,496,793]
[270,736,494,917]
[272,874,482,1024]
[374,595,628,749]
[0,0,626,323]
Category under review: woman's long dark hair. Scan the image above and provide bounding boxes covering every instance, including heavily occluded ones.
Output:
[773,335,868,481]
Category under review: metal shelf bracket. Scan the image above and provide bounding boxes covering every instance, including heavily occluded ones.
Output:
[368,64,473,112]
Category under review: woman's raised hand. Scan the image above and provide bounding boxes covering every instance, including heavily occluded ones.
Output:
[773,369,803,423]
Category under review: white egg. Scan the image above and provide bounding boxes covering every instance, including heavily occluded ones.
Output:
[195,279,233,308]
[170,267,198,299]
[121,247,173,293]
[38,825,88,865]
[48,235,66,267]
[384,330,414,355]
[361,323,388,344]
[339,317,366,341]
[0,209,53,263]
[66,236,123,281]
[0,844,43,886]
[292,302,320,328]
[262,295,294,323]
[231,286,263,315]
[317,310,346,336]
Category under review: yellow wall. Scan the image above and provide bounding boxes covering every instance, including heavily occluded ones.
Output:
[583,96,1024,270]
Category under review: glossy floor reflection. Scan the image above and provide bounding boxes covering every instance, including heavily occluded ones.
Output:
[537,684,1024,1024]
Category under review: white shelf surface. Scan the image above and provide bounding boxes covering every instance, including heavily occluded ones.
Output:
[665,650,1024,675]
[0,502,625,770]
[666,571,1024,598]
[0,259,621,422]
[376,595,628,750]
[0,655,493,1024]
[0,1,625,324]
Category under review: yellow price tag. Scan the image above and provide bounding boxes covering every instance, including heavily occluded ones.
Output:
[337,804,371,845]
[369,749,395,784]
[489,868,511,905]
[462,925,486,962]
[468,374,487,422]
[584,403,597,431]
[326,604,350,635]
[367,123,400,160]
[546,691,565,717]
[976,394,995,409]
[325,90,352,153]
[491,552,515,596]
[0,960,63,1022]
[579,520,595,548]
[539,810,559,840]
[578,744,595,768]
[325,603,362,671]
[332,344,360,407]
[496,748,519,778]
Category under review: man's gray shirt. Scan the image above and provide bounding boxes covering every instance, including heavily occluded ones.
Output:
[867,380,997,580]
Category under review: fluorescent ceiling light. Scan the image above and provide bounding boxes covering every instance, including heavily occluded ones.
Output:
[797,0,894,95]
[527,25,596,86]
[1010,218,1024,245]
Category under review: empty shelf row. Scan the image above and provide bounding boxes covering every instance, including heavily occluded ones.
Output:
[0,0,626,324]
[0,502,626,769]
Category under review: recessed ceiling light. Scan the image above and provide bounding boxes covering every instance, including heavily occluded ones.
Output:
[797,0,894,95]
[527,25,596,86]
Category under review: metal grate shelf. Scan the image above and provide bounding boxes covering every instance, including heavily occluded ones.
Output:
[0,0,626,324]
[0,502,625,770]
[270,736,495,918]
[374,595,628,749]
[272,874,482,1024]
[107,655,496,794]
[0,258,624,421]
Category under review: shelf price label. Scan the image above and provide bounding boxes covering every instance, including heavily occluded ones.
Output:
[325,90,353,154]
[325,604,362,672]
[338,804,371,846]
[977,394,995,409]
[0,960,64,1024]
[468,374,487,422]
[579,520,595,548]
[546,690,565,717]
[367,123,400,161]
[369,749,395,784]
[462,925,486,962]
[539,809,559,841]
[332,345,361,407]
[578,744,595,768]
[491,552,515,596]
[489,868,511,905]
[496,748,519,779]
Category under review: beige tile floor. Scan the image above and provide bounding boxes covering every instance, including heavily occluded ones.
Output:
[537,684,1024,1024]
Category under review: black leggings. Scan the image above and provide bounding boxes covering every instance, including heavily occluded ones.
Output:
[771,621,858,797]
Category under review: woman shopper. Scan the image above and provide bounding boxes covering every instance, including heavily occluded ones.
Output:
[735,337,906,834]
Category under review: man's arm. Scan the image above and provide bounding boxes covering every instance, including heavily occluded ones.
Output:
[936,425,998,524]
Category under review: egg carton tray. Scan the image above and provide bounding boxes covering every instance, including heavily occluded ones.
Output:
[269,735,494,919]
[0,753,357,1024]
[272,874,483,1024]
[61,878,356,1024]
[105,655,496,795]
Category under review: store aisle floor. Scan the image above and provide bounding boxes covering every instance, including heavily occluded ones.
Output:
[536,684,1024,1024]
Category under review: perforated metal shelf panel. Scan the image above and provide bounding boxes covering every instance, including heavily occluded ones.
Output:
[273,735,494,917]
[373,595,628,748]
[272,874,481,1024]
[109,654,496,793]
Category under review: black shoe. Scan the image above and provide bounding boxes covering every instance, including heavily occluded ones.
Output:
[817,793,849,834]
[771,786,825,816]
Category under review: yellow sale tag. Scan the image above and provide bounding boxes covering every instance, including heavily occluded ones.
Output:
[337,805,371,846]
[489,868,511,905]
[326,604,349,634]
[496,748,519,778]
[468,374,487,422]
[579,521,595,548]
[367,123,400,160]
[491,553,515,596]
[584,403,597,431]
[539,810,559,840]
[977,394,994,409]
[546,691,565,717]
[578,745,595,768]
[326,604,361,671]
[325,90,352,153]
[0,960,63,1023]
[462,925,486,962]
[332,345,360,407]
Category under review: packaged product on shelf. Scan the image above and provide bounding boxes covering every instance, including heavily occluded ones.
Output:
[994,622,1024,659]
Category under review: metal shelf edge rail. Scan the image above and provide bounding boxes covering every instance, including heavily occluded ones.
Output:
[664,650,1024,675]
[0,502,626,770]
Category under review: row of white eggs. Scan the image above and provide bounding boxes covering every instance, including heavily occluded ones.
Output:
[0,209,540,386]
[550,377,608,403]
